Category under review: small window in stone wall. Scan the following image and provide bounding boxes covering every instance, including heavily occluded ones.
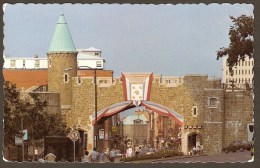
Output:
[208,97,219,108]
[77,77,82,84]
[192,106,198,117]
[64,73,68,83]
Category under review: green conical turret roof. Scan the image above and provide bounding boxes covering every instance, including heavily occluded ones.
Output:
[48,10,77,53]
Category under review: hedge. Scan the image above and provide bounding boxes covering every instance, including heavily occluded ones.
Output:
[120,150,183,162]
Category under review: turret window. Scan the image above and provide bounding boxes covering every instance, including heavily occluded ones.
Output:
[77,77,82,84]
[64,73,68,83]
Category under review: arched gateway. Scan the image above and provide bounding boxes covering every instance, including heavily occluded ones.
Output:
[78,72,187,154]
[92,101,183,126]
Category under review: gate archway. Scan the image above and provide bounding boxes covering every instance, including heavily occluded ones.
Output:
[91,100,183,126]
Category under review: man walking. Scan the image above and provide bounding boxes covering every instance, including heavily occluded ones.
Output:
[109,148,116,163]
[90,148,99,163]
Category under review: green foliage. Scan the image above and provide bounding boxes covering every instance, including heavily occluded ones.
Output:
[216,15,254,76]
[4,81,68,147]
[3,81,26,146]
[120,150,183,162]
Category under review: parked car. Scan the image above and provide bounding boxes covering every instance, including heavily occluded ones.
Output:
[222,141,252,153]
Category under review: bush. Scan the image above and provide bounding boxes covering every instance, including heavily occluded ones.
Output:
[120,150,183,162]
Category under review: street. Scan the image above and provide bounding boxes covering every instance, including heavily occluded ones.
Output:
[151,151,252,163]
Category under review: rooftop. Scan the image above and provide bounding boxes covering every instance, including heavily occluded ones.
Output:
[47,10,77,53]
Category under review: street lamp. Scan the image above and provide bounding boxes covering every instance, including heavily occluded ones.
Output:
[80,66,98,148]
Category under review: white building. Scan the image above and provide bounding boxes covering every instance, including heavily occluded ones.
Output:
[3,47,105,69]
[222,56,254,87]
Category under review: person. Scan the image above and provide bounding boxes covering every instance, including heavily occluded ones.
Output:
[90,148,99,163]
[99,148,106,163]
[109,148,116,163]
[45,150,56,163]
[38,154,45,163]
[82,150,89,163]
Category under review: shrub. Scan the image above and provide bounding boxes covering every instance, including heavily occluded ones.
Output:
[120,150,183,162]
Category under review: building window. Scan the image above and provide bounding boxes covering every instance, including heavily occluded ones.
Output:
[242,78,244,83]
[242,61,244,66]
[10,60,16,68]
[248,61,250,66]
[77,77,81,84]
[96,61,102,68]
[245,70,247,75]
[134,119,142,124]
[248,70,250,74]
[245,61,247,66]
[192,106,198,117]
[95,52,99,56]
[242,70,244,75]
[208,97,218,108]
[235,78,237,83]
[235,70,237,75]
[239,70,240,75]
[35,60,40,68]
[64,73,68,83]
[23,60,26,68]
[239,78,240,83]
[239,62,240,66]
[166,80,171,84]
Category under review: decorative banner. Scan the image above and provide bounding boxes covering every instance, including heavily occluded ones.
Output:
[130,84,144,101]
[122,73,153,106]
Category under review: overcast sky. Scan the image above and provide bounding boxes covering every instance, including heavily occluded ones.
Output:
[3,3,253,78]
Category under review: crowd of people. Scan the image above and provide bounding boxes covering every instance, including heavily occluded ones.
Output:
[82,147,117,163]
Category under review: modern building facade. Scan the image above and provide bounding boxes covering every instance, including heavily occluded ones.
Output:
[222,56,254,88]
[3,48,104,70]
[122,114,149,147]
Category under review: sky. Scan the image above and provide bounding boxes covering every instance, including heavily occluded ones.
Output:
[3,3,254,78]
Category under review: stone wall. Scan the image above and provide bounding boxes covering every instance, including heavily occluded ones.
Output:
[203,89,224,153]
[223,90,254,147]
[68,77,124,130]
[64,73,253,154]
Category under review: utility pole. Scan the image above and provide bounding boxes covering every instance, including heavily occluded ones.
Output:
[21,118,24,162]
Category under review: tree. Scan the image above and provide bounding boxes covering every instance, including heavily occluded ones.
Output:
[216,15,254,76]
[4,81,69,161]
[3,81,27,159]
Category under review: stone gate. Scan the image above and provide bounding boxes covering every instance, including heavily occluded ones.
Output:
[63,72,253,154]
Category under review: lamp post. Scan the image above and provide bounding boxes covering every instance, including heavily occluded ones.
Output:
[21,118,24,162]
[80,66,98,149]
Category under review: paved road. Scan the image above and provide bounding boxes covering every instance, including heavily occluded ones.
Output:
[151,151,253,163]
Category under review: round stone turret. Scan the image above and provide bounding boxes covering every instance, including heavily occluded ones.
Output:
[47,10,78,109]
